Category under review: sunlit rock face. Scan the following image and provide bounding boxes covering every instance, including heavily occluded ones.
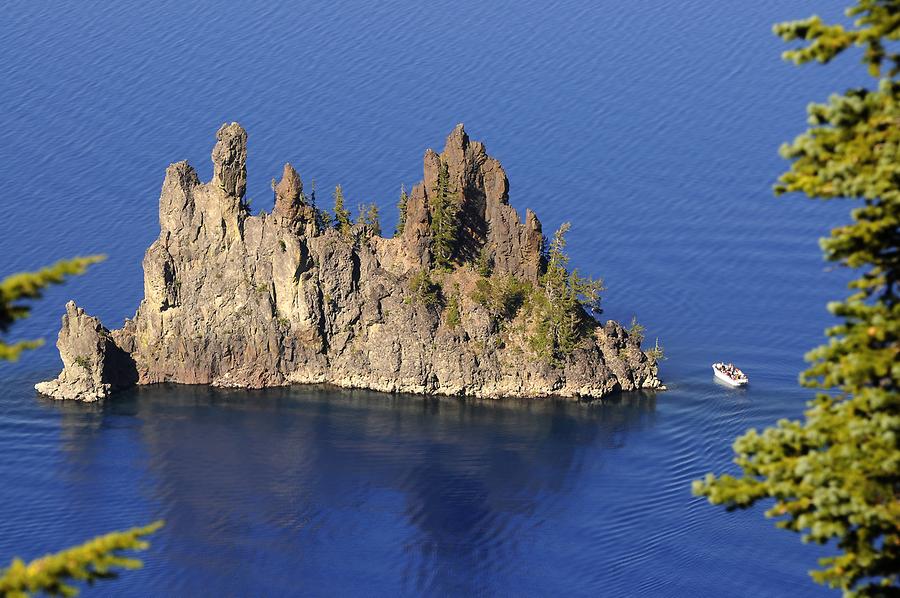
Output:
[36,123,661,401]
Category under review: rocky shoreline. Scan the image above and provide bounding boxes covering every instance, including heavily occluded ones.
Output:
[36,123,662,402]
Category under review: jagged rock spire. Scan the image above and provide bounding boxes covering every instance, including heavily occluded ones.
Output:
[158,123,248,242]
[273,163,304,222]
[273,162,319,233]
[211,122,247,200]
[402,123,543,280]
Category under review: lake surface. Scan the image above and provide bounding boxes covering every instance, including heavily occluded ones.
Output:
[0,1,863,595]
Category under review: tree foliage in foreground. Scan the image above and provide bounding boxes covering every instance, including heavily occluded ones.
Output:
[0,256,104,361]
[693,3,899,596]
[0,521,163,597]
[1,257,161,596]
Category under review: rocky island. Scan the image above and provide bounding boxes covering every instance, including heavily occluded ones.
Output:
[36,123,662,402]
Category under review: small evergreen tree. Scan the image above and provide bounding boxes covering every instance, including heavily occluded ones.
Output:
[429,161,460,269]
[627,316,646,344]
[355,203,381,237]
[364,203,381,236]
[528,223,605,363]
[475,246,493,278]
[332,184,352,236]
[395,185,408,236]
[308,179,331,231]
[645,338,665,362]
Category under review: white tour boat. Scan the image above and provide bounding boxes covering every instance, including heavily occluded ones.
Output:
[712,362,748,387]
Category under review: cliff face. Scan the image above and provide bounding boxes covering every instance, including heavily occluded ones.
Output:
[36,123,661,402]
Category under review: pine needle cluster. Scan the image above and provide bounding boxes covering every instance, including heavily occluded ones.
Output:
[0,521,163,597]
[0,256,105,361]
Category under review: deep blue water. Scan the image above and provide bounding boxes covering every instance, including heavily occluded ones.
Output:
[0,1,865,595]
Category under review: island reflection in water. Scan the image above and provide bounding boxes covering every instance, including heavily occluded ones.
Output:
[48,385,656,595]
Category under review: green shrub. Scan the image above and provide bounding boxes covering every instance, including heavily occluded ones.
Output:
[471,274,529,322]
[408,269,442,308]
[445,293,461,329]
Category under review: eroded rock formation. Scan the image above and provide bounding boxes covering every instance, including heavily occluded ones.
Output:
[36,123,661,401]
[34,302,137,402]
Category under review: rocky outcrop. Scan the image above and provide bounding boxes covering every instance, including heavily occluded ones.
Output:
[36,123,662,401]
[401,124,544,280]
[34,302,137,401]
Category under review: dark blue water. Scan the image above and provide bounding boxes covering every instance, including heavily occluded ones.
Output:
[1,1,863,595]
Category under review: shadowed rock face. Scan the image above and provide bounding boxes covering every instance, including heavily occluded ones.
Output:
[401,124,544,280]
[36,123,661,401]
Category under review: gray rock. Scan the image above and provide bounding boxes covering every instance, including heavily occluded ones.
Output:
[36,124,662,401]
[34,302,137,401]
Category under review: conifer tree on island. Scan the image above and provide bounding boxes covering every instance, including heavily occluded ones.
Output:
[332,184,352,236]
[429,160,461,269]
[395,184,409,236]
[693,3,899,596]
[364,202,381,236]
[528,223,605,363]
[0,256,163,595]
